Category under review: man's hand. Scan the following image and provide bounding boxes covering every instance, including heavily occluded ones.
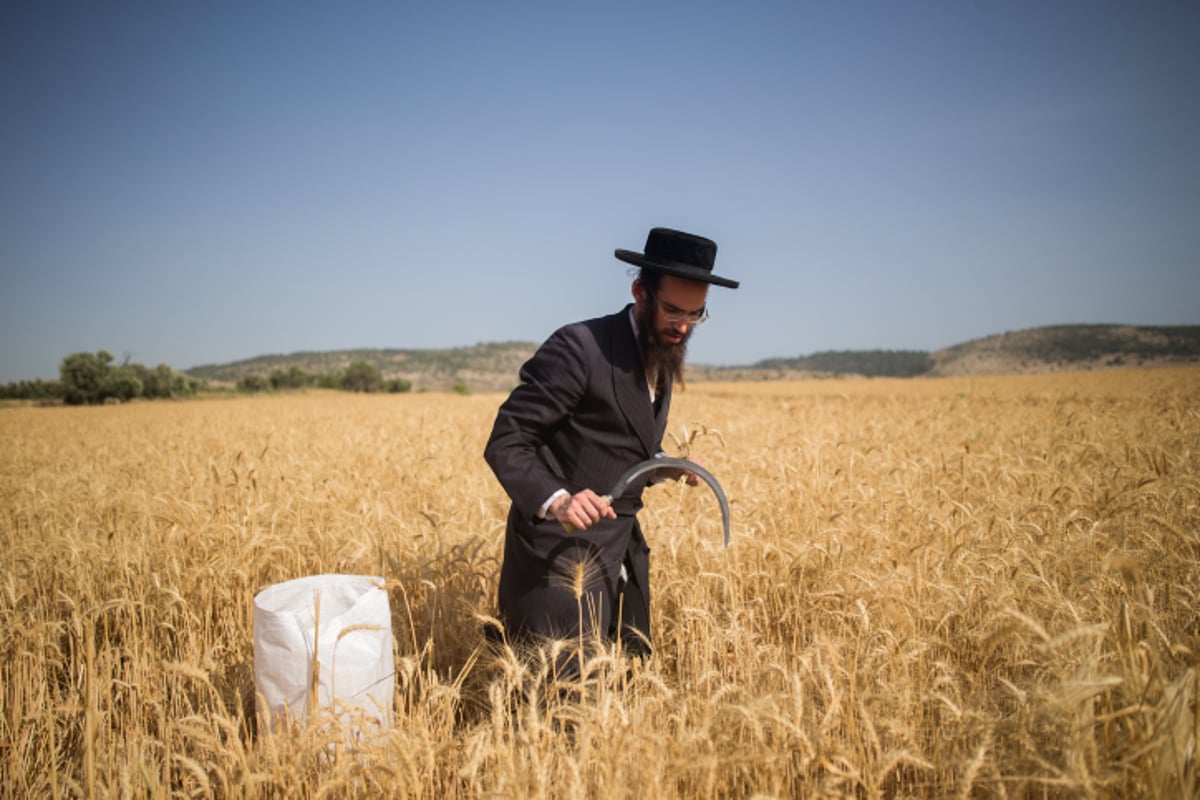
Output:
[657,457,703,486]
[551,489,617,532]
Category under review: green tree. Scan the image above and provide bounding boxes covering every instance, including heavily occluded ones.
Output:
[128,363,199,399]
[154,364,182,397]
[270,365,313,390]
[238,374,270,393]
[385,377,412,393]
[60,350,114,405]
[0,379,63,401]
[342,361,383,393]
[129,363,155,396]
[102,366,143,402]
[176,372,203,397]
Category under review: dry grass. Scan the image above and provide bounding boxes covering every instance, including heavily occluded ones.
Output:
[2,369,1197,798]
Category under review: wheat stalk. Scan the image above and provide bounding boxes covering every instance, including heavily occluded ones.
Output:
[2,369,1197,796]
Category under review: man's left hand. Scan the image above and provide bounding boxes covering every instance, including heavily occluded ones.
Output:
[657,460,702,486]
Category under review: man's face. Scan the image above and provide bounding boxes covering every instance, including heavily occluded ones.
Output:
[633,274,709,388]
[634,274,710,347]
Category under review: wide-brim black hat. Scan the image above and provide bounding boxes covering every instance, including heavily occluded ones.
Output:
[615,227,739,289]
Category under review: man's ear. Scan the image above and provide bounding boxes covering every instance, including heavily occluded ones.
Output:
[631,279,648,302]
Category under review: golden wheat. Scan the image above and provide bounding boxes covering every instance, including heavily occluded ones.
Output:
[2,369,1197,797]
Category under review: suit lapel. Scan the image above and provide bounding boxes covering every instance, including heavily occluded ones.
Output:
[609,306,658,456]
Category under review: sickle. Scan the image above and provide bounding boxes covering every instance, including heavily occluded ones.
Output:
[565,456,731,547]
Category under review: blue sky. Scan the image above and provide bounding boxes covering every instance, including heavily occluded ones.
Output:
[2,1,1197,383]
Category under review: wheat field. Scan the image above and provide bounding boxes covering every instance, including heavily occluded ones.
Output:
[2,368,1197,798]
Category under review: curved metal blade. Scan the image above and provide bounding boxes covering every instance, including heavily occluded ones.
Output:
[607,456,731,547]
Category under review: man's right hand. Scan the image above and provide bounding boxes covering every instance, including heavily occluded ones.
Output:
[551,489,616,532]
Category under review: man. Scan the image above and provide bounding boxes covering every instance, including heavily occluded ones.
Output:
[484,227,739,663]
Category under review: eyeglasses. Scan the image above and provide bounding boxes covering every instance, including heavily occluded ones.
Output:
[647,288,709,325]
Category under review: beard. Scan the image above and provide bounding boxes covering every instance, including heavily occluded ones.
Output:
[635,299,690,392]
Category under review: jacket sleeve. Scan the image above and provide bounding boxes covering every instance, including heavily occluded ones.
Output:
[484,324,590,521]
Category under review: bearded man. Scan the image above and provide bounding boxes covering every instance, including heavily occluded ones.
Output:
[484,227,740,662]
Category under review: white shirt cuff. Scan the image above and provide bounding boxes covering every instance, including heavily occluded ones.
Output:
[538,488,570,519]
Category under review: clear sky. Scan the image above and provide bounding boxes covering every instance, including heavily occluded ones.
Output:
[2,1,1197,383]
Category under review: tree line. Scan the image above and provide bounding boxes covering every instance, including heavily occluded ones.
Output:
[1,353,413,405]
[235,361,412,394]
[0,351,204,404]
[751,350,934,377]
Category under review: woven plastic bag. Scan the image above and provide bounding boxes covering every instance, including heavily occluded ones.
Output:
[253,574,394,734]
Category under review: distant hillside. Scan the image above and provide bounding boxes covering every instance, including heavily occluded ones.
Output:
[183,324,1200,392]
[748,350,933,378]
[929,324,1200,376]
[693,324,1200,380]
[186,342,537,392]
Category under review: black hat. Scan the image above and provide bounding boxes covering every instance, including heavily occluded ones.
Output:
[615,227,739,289]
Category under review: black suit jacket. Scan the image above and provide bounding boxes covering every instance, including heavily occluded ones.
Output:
[484,305,670,641]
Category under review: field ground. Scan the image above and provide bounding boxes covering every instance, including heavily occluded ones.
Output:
[2,368,1198,797]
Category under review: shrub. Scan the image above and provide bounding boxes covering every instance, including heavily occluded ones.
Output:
[102,367,143,403]
[237,374,270,393]
[0,379,64,401]
[342,361,383,393]
[60,351,115,405]
[270,366,314,391]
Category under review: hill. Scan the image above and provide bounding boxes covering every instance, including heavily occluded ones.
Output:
[750,350,931,378]
[927,324,1200,376]
[694,324,1200,381]
[183,324,1200,391]
[186,342,537,393]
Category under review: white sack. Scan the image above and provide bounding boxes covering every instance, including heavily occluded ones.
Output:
[253,574,394,733]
